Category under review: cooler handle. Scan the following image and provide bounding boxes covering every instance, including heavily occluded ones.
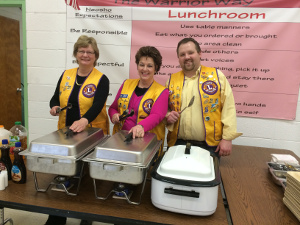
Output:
[164,187,199,198]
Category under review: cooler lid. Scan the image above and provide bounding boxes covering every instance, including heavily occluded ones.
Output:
[157,145,215,182]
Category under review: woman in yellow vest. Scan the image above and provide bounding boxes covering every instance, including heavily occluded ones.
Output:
[49,35,109,135]
[48,35,109,225]
[108,46,168,157]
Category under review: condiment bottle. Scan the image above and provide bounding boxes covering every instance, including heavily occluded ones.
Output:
[0,125,11,159]
[11,142,26,184]
[0,139,13,180]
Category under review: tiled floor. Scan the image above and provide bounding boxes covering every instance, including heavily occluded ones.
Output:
[3,208,111,225]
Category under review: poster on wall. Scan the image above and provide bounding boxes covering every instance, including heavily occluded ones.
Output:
[65,0,300,120]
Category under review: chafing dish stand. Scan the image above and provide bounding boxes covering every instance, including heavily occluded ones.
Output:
[83,131,162,205]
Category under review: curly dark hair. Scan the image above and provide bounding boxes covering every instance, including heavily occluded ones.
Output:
[135,46,162,73]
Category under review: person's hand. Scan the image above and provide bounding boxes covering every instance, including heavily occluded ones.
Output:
[69,118,89,133]
[166,111,180,124]
[129,124,144,139]
[215,139,232,157]
[111,113,121,124]
[50,106,60,116]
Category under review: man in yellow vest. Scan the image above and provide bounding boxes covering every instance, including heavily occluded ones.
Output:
[166,38,242,157]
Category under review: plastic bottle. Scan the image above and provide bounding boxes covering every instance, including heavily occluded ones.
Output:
[9,121,27,149]
[0,139,13,180]
[11,142,26,184]
[9,121,27,162]
[0,125,11,147]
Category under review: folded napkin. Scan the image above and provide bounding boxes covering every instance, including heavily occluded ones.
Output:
[271,154,299,165]
[283,197,300,221]
[287,172,300,185]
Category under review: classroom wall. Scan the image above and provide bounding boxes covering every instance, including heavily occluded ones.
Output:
[26,0,300,157]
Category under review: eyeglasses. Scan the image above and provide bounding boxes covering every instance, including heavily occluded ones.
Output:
[77,50,95,56]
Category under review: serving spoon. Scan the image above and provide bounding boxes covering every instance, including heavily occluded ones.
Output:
[180,96,195,114]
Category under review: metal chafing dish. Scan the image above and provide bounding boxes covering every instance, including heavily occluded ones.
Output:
[83,130,162,205]
[20,127,108,195]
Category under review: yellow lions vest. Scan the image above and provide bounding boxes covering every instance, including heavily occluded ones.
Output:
[113,79,167,156]
[58,67,109,135]
[167,66,222,147]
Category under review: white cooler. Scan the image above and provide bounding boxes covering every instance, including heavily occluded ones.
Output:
[151,144,220,216]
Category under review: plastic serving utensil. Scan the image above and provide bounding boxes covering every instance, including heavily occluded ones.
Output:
[124,132,133,142]
[119,109,129,121]
[180,96,195,114]
[56,103,72,113]
[64,127,74,137]
[119,109,134,121]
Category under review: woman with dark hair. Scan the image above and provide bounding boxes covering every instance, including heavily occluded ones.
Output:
[109,46,168,157]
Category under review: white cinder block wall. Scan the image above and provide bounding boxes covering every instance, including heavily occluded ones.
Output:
[27,0,67,141]
[26,0,300,157]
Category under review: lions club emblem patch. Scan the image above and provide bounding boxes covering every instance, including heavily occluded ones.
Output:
[142,99,154,114]
[82,84,96,98]
[202,81,218,95]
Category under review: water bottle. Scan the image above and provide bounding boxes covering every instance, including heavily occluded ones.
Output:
[9,121,27,149]
[11,142,26,184]
[0,139,13,180]
[9,121,27,162]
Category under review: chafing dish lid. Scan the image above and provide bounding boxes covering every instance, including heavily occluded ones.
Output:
[157,145,215,182]
[84,130,160,166]
[22,127,105,159]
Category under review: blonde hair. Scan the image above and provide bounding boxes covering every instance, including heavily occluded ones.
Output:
[73,35,99,67]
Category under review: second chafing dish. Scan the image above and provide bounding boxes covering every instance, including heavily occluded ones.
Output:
[83,130,162,204]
